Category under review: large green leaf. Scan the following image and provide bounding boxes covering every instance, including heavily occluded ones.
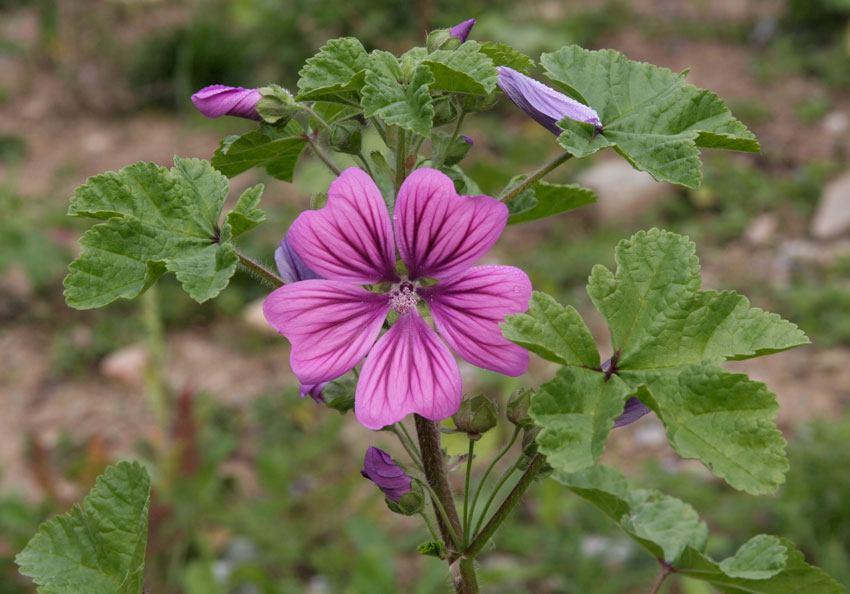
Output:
[64,157,262,309]
[296,37,371,101]
[541,45,759,188]
[506,178,597,224]
[626,366,788,495]
[16,462,151,594]
[211,122,307,181]
[587,229,808,370]
[502,291,599,368]
[531,367,630,473]
[361,51,435,137]
[555,466,842,593]
[423,41,498,95]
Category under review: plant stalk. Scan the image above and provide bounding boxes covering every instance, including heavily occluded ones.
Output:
[647,561,673,594]
[498,152,573,203]
[465,453,545,558]
[305,134,342,176]
[236,250,284,288]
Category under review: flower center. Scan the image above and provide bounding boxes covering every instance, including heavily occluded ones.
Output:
[389,282,419,314]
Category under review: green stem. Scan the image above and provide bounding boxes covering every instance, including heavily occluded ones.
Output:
[454,558,480,594]
[371,117,388,144]
[395,128,407,191]
[390,424,424,473]
[465,454,545,558]
[236,250,284,288]
[140,287,170,441]
[471,454,522,537]
[300,104,333,133]
[305,134,342,176]
[498,152,573,202]
[462,439,475,545]
[420,511,441,542]
[356,151,375,178]
[647,561,673,594]
[434,108,466,169]
[468,427,520,534]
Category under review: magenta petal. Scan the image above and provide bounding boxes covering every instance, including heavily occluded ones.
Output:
[355,312,462,430]
[394,168,508,281]
[423,265,531,376]
[191,84,261,120]
[263,280,390,385]
[288,168,398,283]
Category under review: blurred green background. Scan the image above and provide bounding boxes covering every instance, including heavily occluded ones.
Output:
[1,0,850,592]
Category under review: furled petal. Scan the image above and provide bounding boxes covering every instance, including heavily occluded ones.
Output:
[497,67,602,133]
[423,265,531,376]
[191,84,261,120]
[449,18,476,42]
[394,168,508,281]
[614,397,652,428]
[263,280,390,385]
[288,168,398,283]
[275,233,319,283]
[355,312,462,430]
[361,447,412,502]
[300,383,327,404]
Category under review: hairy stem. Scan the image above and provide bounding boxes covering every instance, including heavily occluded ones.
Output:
[453,558,480,594]
[647,561,673,594]
[468,426,521,535]
[498,152,573,203]
[462,439,475,544]
[236,250,284,288]
[433,107,466,169]
[305,134,342,176]
[465,453,545,558]
[413,415,478,594]
[395,128,407,191]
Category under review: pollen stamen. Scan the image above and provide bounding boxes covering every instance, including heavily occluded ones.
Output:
[390,283,419,314]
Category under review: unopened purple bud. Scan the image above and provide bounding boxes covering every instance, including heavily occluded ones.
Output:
[449,18,476,42]
[614,397,652,428]
[274,234,319,284]
[191,84,262,120]
[497,67,602,134]
[361,447,412,502]
[461,135,473,145]
[300,382,327,404]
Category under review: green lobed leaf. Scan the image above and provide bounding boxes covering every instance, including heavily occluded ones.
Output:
[478,41,535,73]
[587,229,808,370]
[225,184,266,239]
[541,45,759,188]
[361,51,435,136]
[530,367,630,473]
[64,157,260,309]
[211,122,307,181]
[555,466,842,593]
[506,177,597,224]
[626,366,788,495]
[423,41,499,95]
[16,461,151,594]
[296,37,371,101]
[502,291,600,368]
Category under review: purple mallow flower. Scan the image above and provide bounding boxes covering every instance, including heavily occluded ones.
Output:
[263,167,532,430]
[191,84,261,120]
[497,67,602,134]
[275,234,319,284]
[614,397,652,428]
[449,18,476,42]
[361,447,412,502]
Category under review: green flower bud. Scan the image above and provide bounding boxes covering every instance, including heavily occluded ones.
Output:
[506,387,534,428]
[329,119,363,155]
[426,29,461,53]
[432,96,459,126]
[385,480,425,516]
[452,394,498,439]
[256,84,297,124]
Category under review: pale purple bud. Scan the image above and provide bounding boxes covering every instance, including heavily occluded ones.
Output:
[497,67,602,133]
[461,135,473,145]
[614,397,651,428]
[299,382,327,404]
[360,447,412,502]
[449,18,476,42]
[191,84,261,120]
[274,234,319,284]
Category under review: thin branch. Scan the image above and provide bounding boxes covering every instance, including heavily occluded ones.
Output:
[498,152,573,203]
[647,561,673,594]
[305,134,342,176]
[236,250,284,288]
[468,426,520,535]
[462,439,475,544]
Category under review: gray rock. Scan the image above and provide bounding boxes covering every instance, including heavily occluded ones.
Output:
[812,172,850,239]
[577,159,673,225]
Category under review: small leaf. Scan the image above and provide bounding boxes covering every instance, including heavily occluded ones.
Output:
[423,41,498,95]
[225,184,265,239]
[541,45,759,188]
[531,367,630,473]
[16,461,151,594]
[507,178,596,224]
[626,366,788,495]
[65,157,259,309]
[212,123,307,181]
[361,52,434,136]
[502,291,599,368]
[296,37,371,101]
[717,535,787,580]
[479,41,535,73]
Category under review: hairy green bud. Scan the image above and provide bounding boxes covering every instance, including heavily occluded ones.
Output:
[453,394,498,439]
[329,119,363,154]
[256,84,297,124]
[506,387,534,428]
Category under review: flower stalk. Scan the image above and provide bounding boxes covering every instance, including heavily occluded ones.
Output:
[236,250,284,288]
[498,152,573,203]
